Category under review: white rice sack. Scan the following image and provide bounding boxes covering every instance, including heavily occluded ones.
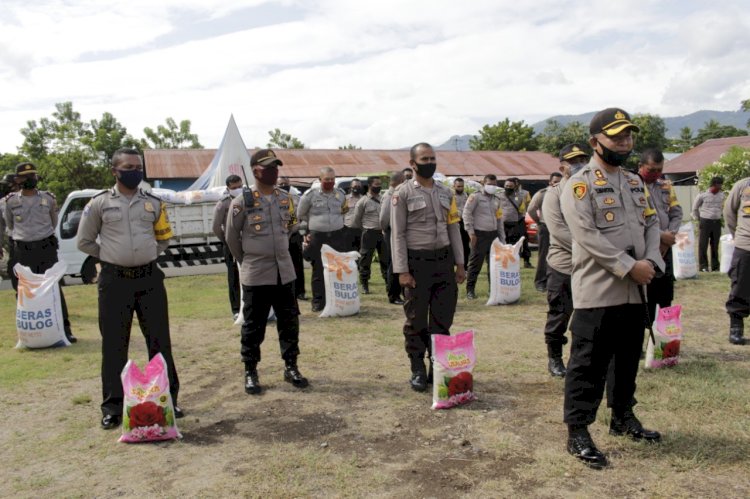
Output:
[320,244,360,317]
[486,237,523,305]
[150,188,182,204]
[673,222,698,279]
[234,263,276,325]
[14,261,70,349]
[720,234,735,274]
[185,189,224,204]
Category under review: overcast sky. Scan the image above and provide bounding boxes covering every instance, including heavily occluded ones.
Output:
[1,0,749,153]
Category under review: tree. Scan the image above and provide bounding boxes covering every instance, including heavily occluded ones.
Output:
[694,119,748,145]
[469,118,537,151]
[742,99,750,128]
[141,118,203,149]
[632,114,668,152]
[267,128,304,149]
[697,146,750,191]
[536,119,590,156]
[669,127,695,153]
[88,112,140,166]
[338,144,361,150]
[18,102,128,200]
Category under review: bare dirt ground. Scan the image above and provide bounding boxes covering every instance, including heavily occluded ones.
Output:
[1,270,749,498]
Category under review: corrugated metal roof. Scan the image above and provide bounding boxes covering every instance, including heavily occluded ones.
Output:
[663,136,750,174]
[144,149,559,183]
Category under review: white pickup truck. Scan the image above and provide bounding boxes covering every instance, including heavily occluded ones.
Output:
[55,189,223,283]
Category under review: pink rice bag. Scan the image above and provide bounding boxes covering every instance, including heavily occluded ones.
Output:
[119,353,182,443]
[432,330,477,410]
[645,305,683,369]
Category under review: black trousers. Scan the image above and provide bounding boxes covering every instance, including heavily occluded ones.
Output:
[98,263,179,417]
[222,243,241,314]
[543,267,573,350]
[359,228,387,283]
[458,221,470,268]
[15,235,71,336]
[343,226,361,253]
[382,229,403,302]
[466,230,495,290]
[647,248,674,322]
[564,304,644,425]
[534,223,550,288]
[402,247,458,358]
[726,246,750,321]
[288,232,306,298]
[7,237,18,290]
[307,229,345,309]
[240,278,300,364]
[698,218,721,270]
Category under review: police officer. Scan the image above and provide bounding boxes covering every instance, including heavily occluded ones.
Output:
[0,173,21,290]
[723,175,750,345]
[297,167,348,312]
[512,178,534,268]
[692,176,725,272]
[77,148,182,429]
[528,172,562,292]
[380,171,405,304]
[638,148,682,323]
[391,142,465,392]
[463,174,505,300]
[402,167,414,181]
[540,144,589,377]
[353,175,386,295]
[278,175,307,301]
[344,178,363,252]
[224,149,307,394]
[499,178,525,262]
[561,109,663,468]
[6,162,76,343]
[453,178,471,268]
[212,174,244,320]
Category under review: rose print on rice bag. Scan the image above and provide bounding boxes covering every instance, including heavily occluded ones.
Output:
[432,330,477,410]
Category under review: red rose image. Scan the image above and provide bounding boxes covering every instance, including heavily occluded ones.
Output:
[448,372,473,396]
[662,340,680,359]
[129,401,166,428]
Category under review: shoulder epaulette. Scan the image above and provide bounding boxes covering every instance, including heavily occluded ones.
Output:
[92,189,108,199]
[144,190,163,202]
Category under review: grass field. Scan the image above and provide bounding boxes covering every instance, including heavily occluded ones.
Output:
[1,260,749,498]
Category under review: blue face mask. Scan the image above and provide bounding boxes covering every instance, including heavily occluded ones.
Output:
[116,169,143,189]
[569,161,586,175]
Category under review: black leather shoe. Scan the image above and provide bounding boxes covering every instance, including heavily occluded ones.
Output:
[361,282,370,294]
[311,303,323,312]
[548,357,566,377]
[101,414,122,430]
[245,367,262,395]
[284,363,309,388]
[296,294,309,301]
[524,261,534,269]
[173,406,185,418]
[535,284,546,292]
[700,267,709,272]
[729,327,746,345]
[466,290,476,300]
[567,430,607,469]
[410,372,428,392]
[389,298,405,305]
[66,334,78,344]
[610,410,661,442]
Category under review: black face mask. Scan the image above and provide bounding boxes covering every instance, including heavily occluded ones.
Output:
[454,188,464,194]
[596,142,632,167]
[351,187,362,195]
[278,184,291,192]
[504,188,515,195]
[22,177,39,190]
[414,162,437,179]
[369,186,381,195]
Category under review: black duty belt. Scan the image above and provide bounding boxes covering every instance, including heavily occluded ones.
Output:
[407,246,451,262]
[15,234,56,249]
[310,228,344,238]
[102,262,154,279]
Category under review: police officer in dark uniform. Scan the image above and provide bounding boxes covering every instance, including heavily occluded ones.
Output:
[6,162,76,343]
[344,178,363,252]
[453,178,471,268]
[380,171,405,304]
[278,176,307,301]
[391,143,465,391]
[353,175,387,295]
[77,148,182,429]
[561,109,663,468]
[224,149,307,394]
[528,172,563,291]
[0,173,21,290]
[724,175,750,345]
[212,174,244,320]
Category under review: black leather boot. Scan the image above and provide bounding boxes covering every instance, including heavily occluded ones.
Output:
[547,344,566,377]
[466,287,476,300]
[284,359,309,388]
[409,355,428,392]
[361,281,370,294]
[244,363,262,395]
[729,319,745,345]
[567,424,607,469]
[609,408,661,442]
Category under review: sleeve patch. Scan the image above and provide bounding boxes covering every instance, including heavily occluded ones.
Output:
[572,182,587,200]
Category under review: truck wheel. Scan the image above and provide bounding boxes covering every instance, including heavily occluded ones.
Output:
[81,257,100,284]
